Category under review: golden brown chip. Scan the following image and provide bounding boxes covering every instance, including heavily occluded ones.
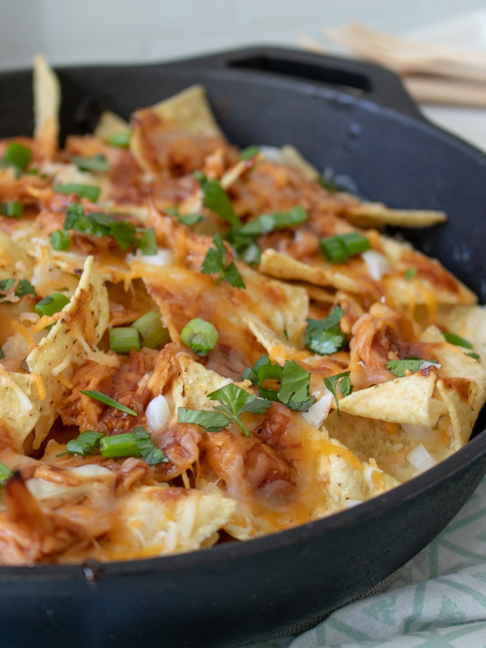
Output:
[344,201,447,229]
[339,369,447,426]
[93,111,130,142]
[33,55,60,160]
[26,256,110,447]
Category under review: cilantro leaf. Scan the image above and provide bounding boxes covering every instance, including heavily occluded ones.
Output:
[167,206,204,226]
[178,384,271,437]
[277,360,315,412]
[243,357,314,410]
[222,261,246,288]
[201,233,246,288]
[196,172,241,227]
[0,278,36,301]
[208,383,272,436]
[385,357,426,377]
[323,371,352,420]
[177,408,230,432]
[304,306,347,355]
[110,221,137,251]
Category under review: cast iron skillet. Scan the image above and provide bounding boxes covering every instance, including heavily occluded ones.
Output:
[0,47,485,648]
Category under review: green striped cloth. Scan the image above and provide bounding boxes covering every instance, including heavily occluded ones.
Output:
[247,475,486,648]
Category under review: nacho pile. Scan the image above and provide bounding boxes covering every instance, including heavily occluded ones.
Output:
[0,58,483,565]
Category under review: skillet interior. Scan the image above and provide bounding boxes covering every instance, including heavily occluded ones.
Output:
[0,47,485,648]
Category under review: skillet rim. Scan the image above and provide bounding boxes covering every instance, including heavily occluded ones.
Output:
[0,49,485,581]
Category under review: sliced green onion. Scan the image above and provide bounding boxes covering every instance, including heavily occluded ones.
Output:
[339,232,371,256]
[239,206,307,236]
[320,232,370,264]
[320,236,349,264]
[0,201,23,218]
[80,390,138,416]
[3,142,32,171]
[133,426,169,465]
[132,311,169,349]
[50,229,71,251]
[443,332,473,349]
[0,278,36,300]
[240,145,260,160]
[109,327,140,354]
[70,154,110,173]
[65,430,104,457]
[34,292,70,318]
[109,220,136,250]
[138,227,157,255]
[0,345,4,359]
[0,460,13,487]
[107,131,131,148]
[100,432,141,458]
[54,183,100,203]
[465,351,480,361]
[404,267,417,280]
[181,318,218,356]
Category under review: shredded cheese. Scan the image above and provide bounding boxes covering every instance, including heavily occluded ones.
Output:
[10,320,35,350]
[52,356,72,376]
[56,373,73,389]
[32,372,46,400]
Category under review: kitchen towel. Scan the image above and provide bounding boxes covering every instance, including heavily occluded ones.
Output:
[247,474,486,648]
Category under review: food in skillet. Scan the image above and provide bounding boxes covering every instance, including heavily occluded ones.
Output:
[0,56,483,565]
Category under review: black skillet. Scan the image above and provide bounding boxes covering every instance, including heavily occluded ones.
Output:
[0,47,485,648]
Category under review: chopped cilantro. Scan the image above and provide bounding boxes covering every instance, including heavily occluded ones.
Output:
[304,306,347,355]
[0,278,36,301]
[201,233,245,288]
[196,172,241,228]
[323,371,352,420]
[178,384,272,437]
[385,357,435,378]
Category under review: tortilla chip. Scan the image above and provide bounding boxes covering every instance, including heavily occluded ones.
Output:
[339,369,448,427]
[344,202,447,229]
[33,55,60,160]
[436,304,486,360]
[316,440,400,515]
[381,237,476,306]
[259,248,360,293]
[278,145,320,182]
[436,377,484,450]
[0,368,42,453]
[93,111,130,142]
[324,410,454,483]
[146,85,223,138]
[177,352,250,410]
[0,230,35,280]
[26,256,109,447]
[106,486,236,556]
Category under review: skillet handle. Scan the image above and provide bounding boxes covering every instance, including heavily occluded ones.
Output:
[180,46,425,122]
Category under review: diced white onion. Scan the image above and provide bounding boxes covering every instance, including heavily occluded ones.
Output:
[258,146,282,162]
[362,250,392,280]
[346,499,363,508]
[146,394,171,433]
[401,423,434,439]
[303,391,334,428]
[419,360,441,371]
[126,248,173,266]
[70,465,113,477]
[406,443,436,471]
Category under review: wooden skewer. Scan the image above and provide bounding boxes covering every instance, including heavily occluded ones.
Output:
[325,25,486,84]
[403,76,486,108]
